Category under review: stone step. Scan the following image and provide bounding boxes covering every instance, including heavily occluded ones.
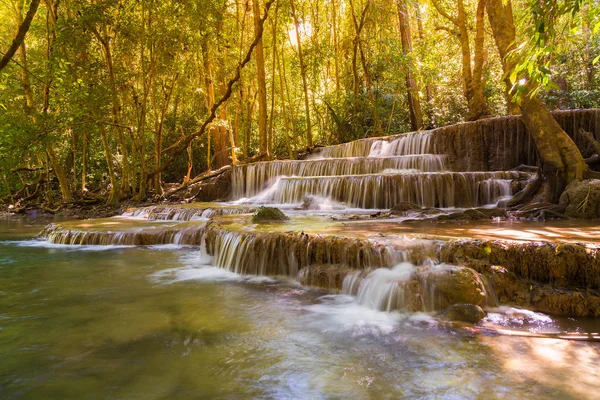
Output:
[237,171,527,209]
[231,154,447,198]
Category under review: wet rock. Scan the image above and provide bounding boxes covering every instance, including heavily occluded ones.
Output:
[251,206,290,223]
[390,202,423,213]
[560,179,600,219]
[441,304,486,323]
[297,264,357,290]
[410,264,488,311]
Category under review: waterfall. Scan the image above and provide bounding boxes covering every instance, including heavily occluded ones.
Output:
[238,171,525,209]
[368,132,433,157]
[341,262,492,312]
[342,263,415,311]
[231,154,447,199]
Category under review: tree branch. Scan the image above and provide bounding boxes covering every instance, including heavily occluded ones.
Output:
[147,0,276,180]
[0,0,41,72]
[430,0,459,26]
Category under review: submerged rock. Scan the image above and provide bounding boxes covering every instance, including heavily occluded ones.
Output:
[251,206,290,223]
[560,179,600,219]
[441,304,486,323]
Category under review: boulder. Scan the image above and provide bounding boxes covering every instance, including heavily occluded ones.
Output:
[410,264,488,311]
[251,206,290,223]
[559,179,600,219]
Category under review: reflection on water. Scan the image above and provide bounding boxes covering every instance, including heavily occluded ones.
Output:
[1,221,599,399]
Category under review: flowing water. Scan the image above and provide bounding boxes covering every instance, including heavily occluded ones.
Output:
[2,219,600,399]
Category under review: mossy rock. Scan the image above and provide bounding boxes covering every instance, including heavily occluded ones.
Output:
[252,206,290,223]
[560,179,600,219]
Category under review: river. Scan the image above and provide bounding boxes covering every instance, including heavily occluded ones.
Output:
[1,218,599,399]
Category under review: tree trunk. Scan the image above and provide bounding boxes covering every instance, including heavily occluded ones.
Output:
[14,0,35,111]
[350,0,381,135]
[0,0,40,72]
[253,0,270,155]
[277,46,294,159]
[331,0,341,97]
[99,125,120,204]
[42,0,72,203]
[431,0,488,120]
[290,0,313,147]
[414,4,435,127]
[469,0,489,120]
[486,0,588,200]
[201,37,218,169]
[396,0,423,130]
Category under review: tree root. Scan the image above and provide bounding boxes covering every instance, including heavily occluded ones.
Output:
[506,173,543,207]
[509,202,569,221]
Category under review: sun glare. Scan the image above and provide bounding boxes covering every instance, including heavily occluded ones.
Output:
[288,22,314,46]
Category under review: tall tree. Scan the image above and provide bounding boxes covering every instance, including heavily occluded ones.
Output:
[290,0,313,147]
[486,0,589,199]
[253,0,269,155]
[396,0,423,130]
[431,0,488,120]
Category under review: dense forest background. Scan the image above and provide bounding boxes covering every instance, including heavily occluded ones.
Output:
[0,0,598,204]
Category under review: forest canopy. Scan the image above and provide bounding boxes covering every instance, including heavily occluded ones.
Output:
[0,0,598,204]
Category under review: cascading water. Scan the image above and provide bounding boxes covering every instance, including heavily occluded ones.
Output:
[342,261,493,312]
[237,171,524,209]
[231,154,447,198]
[230,127,528,209]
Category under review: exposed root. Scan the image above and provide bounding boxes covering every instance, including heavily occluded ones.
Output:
[509,202,569,221]
[506,172,543,207]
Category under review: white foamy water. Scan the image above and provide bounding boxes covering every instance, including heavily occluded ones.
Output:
[3,239,134,251]
[303,294,436,336]
[343,262,416,311]
[150,265,278,285]
[485,306,556,330]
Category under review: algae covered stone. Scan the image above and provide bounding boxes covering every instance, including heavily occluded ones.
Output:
[252,206,290,223]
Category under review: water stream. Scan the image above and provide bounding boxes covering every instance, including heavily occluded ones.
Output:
[1,219,599,399]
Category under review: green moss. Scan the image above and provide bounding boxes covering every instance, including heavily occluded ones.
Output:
[251,206,290,223]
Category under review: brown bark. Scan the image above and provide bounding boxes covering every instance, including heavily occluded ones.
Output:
[331,0,341,97]
[414,4,435,127]
[431,0,488,120]
[90,24,130,197]
[349,0,382,134]
[202,37,218,169]
[290,0,313,147]
[277,45,294,159]
[154,74,177,195]
[14,0,35,111]
[486,0,588,200]
[42,0,72,203]
[396,0,423,130]
[99,125,119,204]
[253,0,269,155]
